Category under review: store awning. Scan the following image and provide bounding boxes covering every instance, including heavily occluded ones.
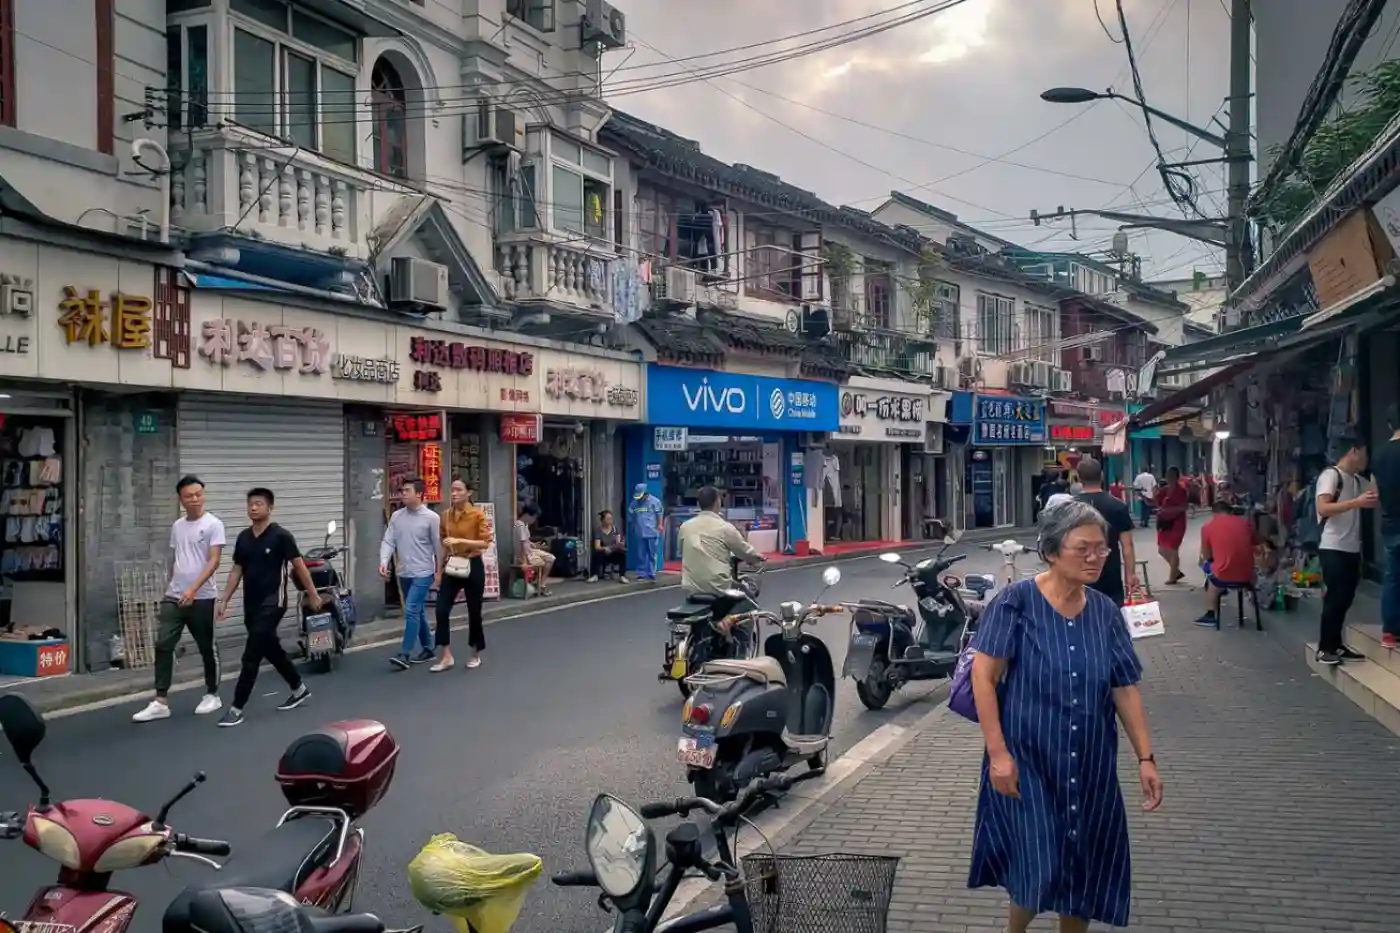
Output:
[1154,315,1304,377]
[1128,359,1257,429]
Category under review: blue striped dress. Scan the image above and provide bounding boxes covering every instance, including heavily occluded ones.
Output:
[967,578,1144,927]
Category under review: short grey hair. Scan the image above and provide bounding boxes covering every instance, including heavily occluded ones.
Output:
[1038,499,1110,559]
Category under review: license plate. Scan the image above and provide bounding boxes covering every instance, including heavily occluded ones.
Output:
[853,633,879,646]
[677,733,716,769]
[307,630,334,654]
[671,625,690,640]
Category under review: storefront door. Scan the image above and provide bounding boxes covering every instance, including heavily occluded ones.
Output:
[993,448,1013,527]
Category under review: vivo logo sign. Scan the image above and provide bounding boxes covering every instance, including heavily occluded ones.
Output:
[682,377,747,414]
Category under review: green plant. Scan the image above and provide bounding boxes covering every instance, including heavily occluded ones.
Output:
[1256,59,1400,231]
[822,241,857,280]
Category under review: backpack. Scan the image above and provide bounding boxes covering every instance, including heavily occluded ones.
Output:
[1294,467,1339,550]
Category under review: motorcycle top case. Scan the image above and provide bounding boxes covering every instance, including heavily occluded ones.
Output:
[276,719,399,818]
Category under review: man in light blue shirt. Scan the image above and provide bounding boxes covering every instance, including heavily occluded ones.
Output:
[379,476,442,670]
[629,483,664,580]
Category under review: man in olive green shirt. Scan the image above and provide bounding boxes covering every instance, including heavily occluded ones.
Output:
[679,486,766,611]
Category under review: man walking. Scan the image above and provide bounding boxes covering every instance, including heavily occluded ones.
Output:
[1315,432,1378,665]
[133,475,225,723]
[380,476,442,670]
[1072,457,1138,606]
[629,483,664,581]
[1133,466,1158,528]
[1374,405,1400,648]
[216,488,321,727]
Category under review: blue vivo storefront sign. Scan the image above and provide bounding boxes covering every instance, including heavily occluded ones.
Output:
[646,365,838,431]
[971,393,1046,445]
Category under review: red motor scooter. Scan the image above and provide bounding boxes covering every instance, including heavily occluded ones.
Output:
[0,695,399,933]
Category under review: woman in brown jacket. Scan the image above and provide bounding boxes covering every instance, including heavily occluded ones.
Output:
[433,478,493,671]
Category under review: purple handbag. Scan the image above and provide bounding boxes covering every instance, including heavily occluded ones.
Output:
[948,645,979,722]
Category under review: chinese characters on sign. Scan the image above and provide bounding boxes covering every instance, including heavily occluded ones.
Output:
[419,443,443,502]
[1050,424,1096,442]
[500,413,542,445]
[331,354,400,384]
[0,274,34,317]
[57,286,153,349]
[413,371,442,392]
[199,319,331,374]
[654,426,688,451]
[35,642,69,676]
[388,411,445,443]
[973,395,1045,445]
[409,336,534,375]
[608,385,639,408]
[500,387,530,403]
[841,392,924,422]
[546,367,608,402]
[782,389,822,420]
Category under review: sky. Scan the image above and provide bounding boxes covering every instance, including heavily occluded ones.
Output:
[605,0,1235,282]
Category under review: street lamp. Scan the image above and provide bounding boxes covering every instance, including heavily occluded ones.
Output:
[1039,86,1227,151]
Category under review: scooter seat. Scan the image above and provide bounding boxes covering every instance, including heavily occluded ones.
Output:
[701,656,786,685]
[666,599,716,621]
[162,817,340,933]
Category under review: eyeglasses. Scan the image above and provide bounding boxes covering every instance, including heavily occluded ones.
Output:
[1065,546,1111,559]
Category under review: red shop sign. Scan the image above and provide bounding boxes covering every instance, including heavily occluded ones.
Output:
[1050,424,1096,442]
[409,336,534,375]
[1097,408,1125,426]
[500,413,542,445]
[388,410,445,443]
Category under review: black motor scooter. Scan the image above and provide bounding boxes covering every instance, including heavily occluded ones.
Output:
[298,520,356,674]
[675,567,842,803]
[842,542,995,711]
[659,558,764,699]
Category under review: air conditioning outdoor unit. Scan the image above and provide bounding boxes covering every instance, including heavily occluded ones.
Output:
[389,257,449,310]
[1032,361,1052,387]
[1054,368,1074,392]
[583,0,627,49]
[958,356,982,380]
[1079,344,1103,363]
[1008,362,1030,386]
[664,266,697,305]
[934,365,958,389]
[466,101,524,153]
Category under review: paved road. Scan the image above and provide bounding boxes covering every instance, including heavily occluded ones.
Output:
[0,546,1025,933]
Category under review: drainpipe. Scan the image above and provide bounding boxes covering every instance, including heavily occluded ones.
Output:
[131,138,171,244]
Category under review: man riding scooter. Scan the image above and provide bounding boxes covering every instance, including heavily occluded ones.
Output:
[679,486,767,651]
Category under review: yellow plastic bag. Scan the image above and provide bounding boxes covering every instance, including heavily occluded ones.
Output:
[407,833,543,933]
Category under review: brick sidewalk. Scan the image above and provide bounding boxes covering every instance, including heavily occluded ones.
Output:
[777,524,1400,932]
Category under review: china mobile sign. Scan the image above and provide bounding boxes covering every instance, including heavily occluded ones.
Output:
[647,365,838,431]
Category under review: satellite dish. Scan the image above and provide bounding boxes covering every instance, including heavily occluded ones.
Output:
[785,309,801,334]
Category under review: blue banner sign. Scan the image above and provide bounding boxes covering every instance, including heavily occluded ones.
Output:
[972,394,1046,445]
[646,365,839,431]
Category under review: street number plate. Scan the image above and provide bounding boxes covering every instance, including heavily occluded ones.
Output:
[677,734,716,769]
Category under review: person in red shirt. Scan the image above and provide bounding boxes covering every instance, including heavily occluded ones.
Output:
[1155,467,1190,584]
[1195,497,1258,627]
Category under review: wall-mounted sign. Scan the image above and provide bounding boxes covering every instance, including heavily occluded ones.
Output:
[971,394,1046,445]
[0,274,34,317]
[331,354,400,384]
[57,287,153,349]
[608,385,639,407]
[544,366,640,409]
[134,410,160,434]
[1050,424,1096,442]
[409,336,534,375]
[413,370,442,392]
[646,365,838,431]
[198,319,331,374]
[387,410,445,443]
[419,442,443,502]
[0,335,29,354]
[654,426,688,451]
[838,389,928,443]
[499,387,530,404]
[500,413,542,445]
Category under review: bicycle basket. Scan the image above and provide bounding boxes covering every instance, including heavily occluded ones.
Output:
[741,853,900,933]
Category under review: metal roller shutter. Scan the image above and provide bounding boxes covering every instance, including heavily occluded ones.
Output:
[178,395,344,626]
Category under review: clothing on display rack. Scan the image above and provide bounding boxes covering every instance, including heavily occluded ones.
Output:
[0,421,63,581]
[517,440,584,537]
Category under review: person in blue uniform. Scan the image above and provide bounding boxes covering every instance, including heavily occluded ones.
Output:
[629,483,664,580]
[967,498,1163,932]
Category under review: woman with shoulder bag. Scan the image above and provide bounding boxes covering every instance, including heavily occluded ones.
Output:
[433,478,493,672]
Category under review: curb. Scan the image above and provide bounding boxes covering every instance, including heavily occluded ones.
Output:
[12,541,963,717]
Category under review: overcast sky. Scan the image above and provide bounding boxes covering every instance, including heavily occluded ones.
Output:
[608,0,1232,282]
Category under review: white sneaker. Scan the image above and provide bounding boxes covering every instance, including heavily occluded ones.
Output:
[132,700,171,723]
[194,694,222,715]
[588,575,599,583]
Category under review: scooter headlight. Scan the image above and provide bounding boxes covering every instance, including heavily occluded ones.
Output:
[32,816,82,870]
[93,833,166,873]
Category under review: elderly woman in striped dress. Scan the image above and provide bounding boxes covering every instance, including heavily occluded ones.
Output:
[967,499,1164,932]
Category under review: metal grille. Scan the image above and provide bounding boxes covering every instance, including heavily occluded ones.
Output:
[742,854,899,933]
[115,559,165,670]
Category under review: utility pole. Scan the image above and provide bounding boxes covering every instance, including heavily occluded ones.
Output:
[1224,0,1254,292]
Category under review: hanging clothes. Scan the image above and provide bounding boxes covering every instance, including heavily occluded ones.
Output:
[710,208,725,272]
[824,455,843,509]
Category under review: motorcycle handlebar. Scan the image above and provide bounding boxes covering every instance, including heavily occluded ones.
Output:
[173,834,232,856]
[638,768,824,822]
[550,869,599,887]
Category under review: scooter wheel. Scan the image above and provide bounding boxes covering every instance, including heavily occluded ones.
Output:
[314,653,334,675]
[855,660,893,711]
[677,676,694,700]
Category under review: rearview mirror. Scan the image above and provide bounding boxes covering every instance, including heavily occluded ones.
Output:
[326,520,337,537]
[0,695,46,764]
[586,794,651,899]
[821,567,841,586]
[879,553,902,564]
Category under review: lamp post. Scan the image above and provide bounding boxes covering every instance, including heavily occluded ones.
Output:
[1040,87,1228,151]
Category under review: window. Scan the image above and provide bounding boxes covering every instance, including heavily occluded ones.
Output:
[166,24,209,130]
[1024,304,1057,363]
[370,58,407,178]
[0,0,15,127]
[506,0,555,32]
[746,225,800,298]
[548,132,610,241]
[228,0,358,164]
[864,260,893,330]
[976,293,1015,356]
[930,281,961,353]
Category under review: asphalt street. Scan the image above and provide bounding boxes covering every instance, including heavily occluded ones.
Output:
[0,545,1026,933]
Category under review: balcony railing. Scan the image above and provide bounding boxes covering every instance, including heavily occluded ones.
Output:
[495,233,616,317]
[169,126,413,259]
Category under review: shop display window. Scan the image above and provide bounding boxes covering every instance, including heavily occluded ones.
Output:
[0,416,64,582]
[659,435,783,560]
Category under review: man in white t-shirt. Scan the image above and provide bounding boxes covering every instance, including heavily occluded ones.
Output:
[1133,469,1159,528]
[1314,433,1378,666]
[133,475,227,723]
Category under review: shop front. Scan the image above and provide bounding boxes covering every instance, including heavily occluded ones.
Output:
[948,392,1046,530]
[827,379,931,545]
[1044,400,1127,483]
[627,365,839,570]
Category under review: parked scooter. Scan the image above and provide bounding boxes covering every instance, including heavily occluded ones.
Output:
[299,519,356,674]
[842,543,994,711]
[659,558,764,699]
[0,695,400,933]
[675,567,842,803]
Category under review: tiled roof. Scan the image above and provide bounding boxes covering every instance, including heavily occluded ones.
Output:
[634,316,725,366]
[633,312,850,379]
[602,111,924,254]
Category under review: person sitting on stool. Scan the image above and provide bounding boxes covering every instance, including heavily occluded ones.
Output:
[1196,497,1257,627]
[590,509,627,582]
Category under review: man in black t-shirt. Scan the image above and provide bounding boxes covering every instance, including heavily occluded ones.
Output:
[215,487,323,727]
[1374,404,1400,649]
[1073,457,1139,607]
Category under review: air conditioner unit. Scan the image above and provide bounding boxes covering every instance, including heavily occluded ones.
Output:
[583,0,626,49]
[466,101,524,153]
[662,266,697,305]
[1032,361,1052,387]
[801,302,831,339]
[935,365,958,389]
[1079,344,1103,363]
[1054,368,1074,392]
[389,257,449,310]
[798,431,830,448]
[921,423,945,455]
[958,356,981,379]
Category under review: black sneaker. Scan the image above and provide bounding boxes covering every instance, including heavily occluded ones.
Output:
[1315,649,1342,666]
[389,654,411,671]
[217,708,245,728]
[1338,646,1367,662]
[277,686,310,711]
[409,650,435,665]
[1194,613,1218,628]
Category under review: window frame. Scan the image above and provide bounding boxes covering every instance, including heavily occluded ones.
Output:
[975,292,1016,357]
[1024,303,1057,363]
[226,0,360,165]
[545,130,612,241]
[506,0,556,33]
[370,58,408,178]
